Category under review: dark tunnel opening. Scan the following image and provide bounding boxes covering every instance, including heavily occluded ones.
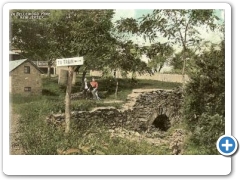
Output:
[152,114,171,131]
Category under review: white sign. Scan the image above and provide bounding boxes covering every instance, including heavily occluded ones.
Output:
[56,57,84,66]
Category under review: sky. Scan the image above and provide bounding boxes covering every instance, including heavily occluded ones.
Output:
[113,9,153,47]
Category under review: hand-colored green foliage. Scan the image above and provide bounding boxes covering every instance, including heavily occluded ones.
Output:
[116,10,220,75]
[183,41,225,154]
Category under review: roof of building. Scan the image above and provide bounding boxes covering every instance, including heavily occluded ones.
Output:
[9,59,43,73]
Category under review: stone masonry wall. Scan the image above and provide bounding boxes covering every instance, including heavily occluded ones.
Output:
[47,88,183,132]
[47,107,128,129]
[127,88,183,131]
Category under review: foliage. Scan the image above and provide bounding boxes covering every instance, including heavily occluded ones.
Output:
[10,10,116,71]
[116,10,220,74]
[183,41,225,154]
[170,48,196,72]
[99,40,151,75]
[10,10,61,67]
[142,42,174,72]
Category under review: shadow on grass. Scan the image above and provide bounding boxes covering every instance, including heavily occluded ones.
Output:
[42,89,58,96]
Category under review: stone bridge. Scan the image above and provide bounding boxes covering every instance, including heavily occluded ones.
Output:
[47,87,183,132]
[125,88,183,132]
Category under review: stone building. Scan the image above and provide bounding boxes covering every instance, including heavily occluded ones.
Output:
[9,59,43,95]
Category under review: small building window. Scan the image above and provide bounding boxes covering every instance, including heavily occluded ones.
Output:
[24,87,31,92]
[24,66,30,74]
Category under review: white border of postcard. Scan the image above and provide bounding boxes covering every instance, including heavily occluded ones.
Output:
[3,2,231,175]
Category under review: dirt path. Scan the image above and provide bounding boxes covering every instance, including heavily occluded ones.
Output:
[10,108,24,155]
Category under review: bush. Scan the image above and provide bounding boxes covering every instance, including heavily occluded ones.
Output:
[98,77,116,93]
[184,41,225,154]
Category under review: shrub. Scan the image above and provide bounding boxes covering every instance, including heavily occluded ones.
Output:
[184,41,225,154]
[98,77,116,93]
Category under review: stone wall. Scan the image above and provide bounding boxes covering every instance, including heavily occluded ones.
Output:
[127,88,183,131]
[47,107,128,129]
[10,61,42,95]
[47,88,183,132]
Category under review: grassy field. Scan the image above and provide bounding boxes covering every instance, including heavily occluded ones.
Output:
[11,76,182,155]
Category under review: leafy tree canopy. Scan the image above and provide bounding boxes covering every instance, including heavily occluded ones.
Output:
[116,9,220,75]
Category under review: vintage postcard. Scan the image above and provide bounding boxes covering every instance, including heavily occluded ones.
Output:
[3,2,232,175]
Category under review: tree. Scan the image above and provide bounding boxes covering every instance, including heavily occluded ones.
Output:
[170,48,196,72]
[83,32,150,98]
[10,10,116,133]
[183,41,225,154]
[141,42,174,73]
[53,10,115,133]
[10,10,60,78]
[93,39,150,98]
[55,10,117,91]
[116,10,219,84]
[110,40,150,97]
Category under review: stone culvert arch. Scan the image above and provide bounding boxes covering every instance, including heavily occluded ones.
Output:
[126,87,183,132]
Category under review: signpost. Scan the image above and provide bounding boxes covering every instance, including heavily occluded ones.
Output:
[56,57,84,84]
[56,57,84,67]
[55,57,84,133]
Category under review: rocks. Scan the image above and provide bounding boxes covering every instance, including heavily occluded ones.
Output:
[107,127,166,146]
[128,87,183,131]
[168,129,185,155]
[46,106,127,129]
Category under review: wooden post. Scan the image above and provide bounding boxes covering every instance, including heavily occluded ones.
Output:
[65,66,74,133]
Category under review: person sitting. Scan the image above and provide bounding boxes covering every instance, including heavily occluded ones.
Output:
[83,78,91,99]
[90,77,100,100]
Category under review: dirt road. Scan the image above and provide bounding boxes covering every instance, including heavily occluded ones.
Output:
[10,108,24,155]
